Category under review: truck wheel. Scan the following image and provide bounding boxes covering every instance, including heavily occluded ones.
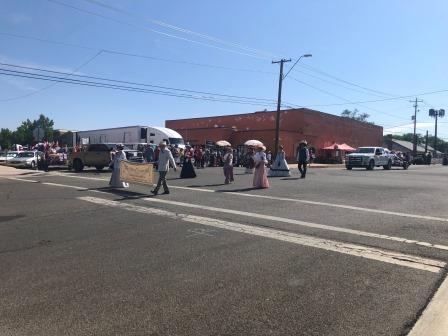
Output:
[73,159,84,172]
[383,160,392,170]
[95,165,104,171]
[346,166,352,170]
[366,160,375,170]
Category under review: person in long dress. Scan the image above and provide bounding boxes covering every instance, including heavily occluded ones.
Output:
[223,147,234,184]
[253,146,270,189]
[180,144,197,178]
[109,144,129,188]
[268,145,291,177]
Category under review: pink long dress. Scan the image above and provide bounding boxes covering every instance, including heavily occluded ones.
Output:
[253,151,270,189]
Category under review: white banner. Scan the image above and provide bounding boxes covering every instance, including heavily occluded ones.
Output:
[120,161,154,185]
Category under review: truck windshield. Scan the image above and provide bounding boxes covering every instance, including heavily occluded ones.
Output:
[355,147,375,154]
[169,138,184,145]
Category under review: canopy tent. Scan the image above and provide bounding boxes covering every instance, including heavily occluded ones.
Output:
[322,143,356,152]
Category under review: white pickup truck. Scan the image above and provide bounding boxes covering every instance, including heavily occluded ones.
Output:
[346,147,392,170]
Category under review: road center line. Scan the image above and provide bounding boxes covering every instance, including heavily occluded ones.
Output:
[10,177,447,251]
[142,197,448,251]
[78,196,446,274]
[49,172,448,223]
[171,186,448,223]
[4,177,40,183]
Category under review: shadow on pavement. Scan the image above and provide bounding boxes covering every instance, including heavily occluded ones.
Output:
[217,187,258,193]
[81,187,152,200]
[187,183,226,187]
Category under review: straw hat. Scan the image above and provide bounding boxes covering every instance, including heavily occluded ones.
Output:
[159,141,167,146]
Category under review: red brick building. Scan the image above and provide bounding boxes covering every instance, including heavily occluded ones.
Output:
[166,108,383,161]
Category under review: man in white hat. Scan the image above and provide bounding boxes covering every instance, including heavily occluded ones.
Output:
[296,140,310,178]
[151,141,176,195]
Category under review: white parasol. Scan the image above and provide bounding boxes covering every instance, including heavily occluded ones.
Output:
[244,139,264,147]
[216,140,231,147]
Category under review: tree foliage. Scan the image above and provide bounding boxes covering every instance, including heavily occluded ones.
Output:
[0,114,55,149]
[341,108,372,123]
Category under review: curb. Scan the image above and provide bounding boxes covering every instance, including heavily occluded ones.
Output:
[408,273,448,335]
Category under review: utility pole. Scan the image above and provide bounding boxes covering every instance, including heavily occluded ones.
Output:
[410,98,423,157]
[425,130,429,153]
[429,108,445,155]
[272,58,291,158]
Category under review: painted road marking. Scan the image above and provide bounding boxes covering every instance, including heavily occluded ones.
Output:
[4,177,40,183]
[78,196,446,273]
[47,172,448,223]
[143,197,448,251]
[42,182,89,190]
[408,274,448,336]
[171,185,448,223]
[8,176,448,252]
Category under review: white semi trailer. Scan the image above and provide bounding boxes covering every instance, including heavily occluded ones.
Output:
[75,126,185,148]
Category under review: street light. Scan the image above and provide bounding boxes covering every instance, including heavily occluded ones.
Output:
[429,108,445,155]
[283,54,313,80]
[272,54,312,158]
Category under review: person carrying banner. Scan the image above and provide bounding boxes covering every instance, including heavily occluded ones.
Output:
[151,141,177,195]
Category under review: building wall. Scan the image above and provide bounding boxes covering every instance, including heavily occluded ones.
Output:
[166,108,383,161]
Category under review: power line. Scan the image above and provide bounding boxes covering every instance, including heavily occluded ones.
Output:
[288,76,408,120]
[0,62,278,103]
[0,67,285,107]
[82,0,282,60]
[296,63,399,98]
[0,31,276,75]
[0,70,277,106]
[3,30,446,108]
[47,0,269,60]
[0,50,104,102]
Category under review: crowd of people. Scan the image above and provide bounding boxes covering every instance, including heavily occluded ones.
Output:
[110,140,312,194]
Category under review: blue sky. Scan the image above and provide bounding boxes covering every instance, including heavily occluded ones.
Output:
[1,0,447,139]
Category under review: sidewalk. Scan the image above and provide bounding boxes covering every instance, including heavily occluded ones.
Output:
[0,165,41,177]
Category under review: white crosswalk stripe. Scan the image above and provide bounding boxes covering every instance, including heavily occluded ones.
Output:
[79,196,446,273]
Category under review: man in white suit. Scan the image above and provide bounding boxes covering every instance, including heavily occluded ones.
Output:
[151,141,177,195]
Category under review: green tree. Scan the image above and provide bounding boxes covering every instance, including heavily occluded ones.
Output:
[341,108,372,123]
[0,128,13,149]
[10,114,55,146]
[32,114,54,141]
[13,119,34,146]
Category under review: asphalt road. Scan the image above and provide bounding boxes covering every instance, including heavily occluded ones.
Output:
[1,164,447,336]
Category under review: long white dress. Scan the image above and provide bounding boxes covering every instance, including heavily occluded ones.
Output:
[109,150,129,188]
[268,150,291,177]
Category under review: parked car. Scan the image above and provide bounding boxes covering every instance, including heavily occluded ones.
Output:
[346,147,392,170]
[0,151,19,164]
[8,151,43,169]
[68,144,111,172]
